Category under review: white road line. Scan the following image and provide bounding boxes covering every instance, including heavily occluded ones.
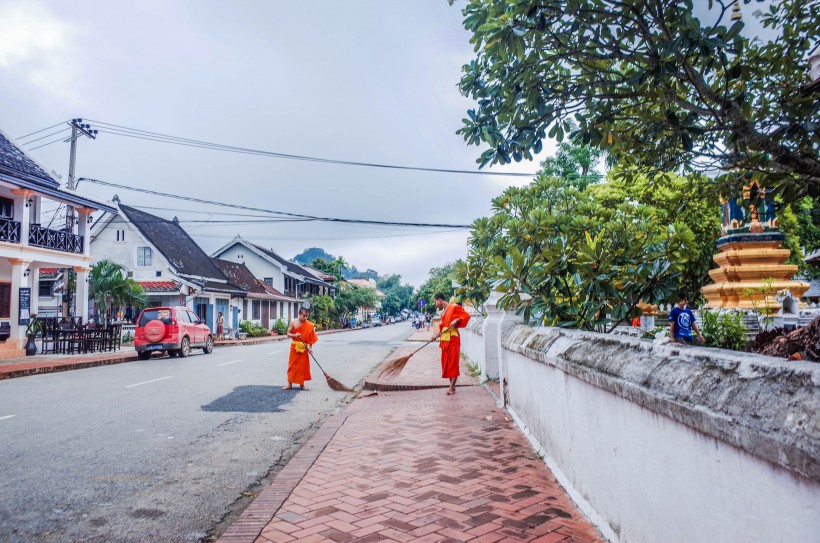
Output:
[216,359,243,367]
[125,376,173,388]
[267,351,282,355]
[0,415,15,421]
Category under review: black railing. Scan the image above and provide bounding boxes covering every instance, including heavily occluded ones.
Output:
[29,224,83,253]
[0,218,21,244]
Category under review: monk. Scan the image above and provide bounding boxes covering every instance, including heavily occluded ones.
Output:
[434,293,471,395]
[283,307,318,390]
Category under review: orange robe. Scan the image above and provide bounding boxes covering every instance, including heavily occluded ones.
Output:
[439,303,471,379]
[287,320,318,385]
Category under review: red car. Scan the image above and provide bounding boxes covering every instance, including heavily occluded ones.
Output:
[135,306,214,360]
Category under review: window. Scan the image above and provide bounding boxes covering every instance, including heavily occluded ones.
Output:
[138,308,172,326]
[0,283,10,319]
[0,197,13,220]
[115,229,126,242]
[155,271,162,277]
[187,311,200,324]
[252,300,261,320]
[264,278,273,287]
[38,281,52,297]
[137,247,152,267]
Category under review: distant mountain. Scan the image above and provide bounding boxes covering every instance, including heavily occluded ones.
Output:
[293,247,335,266]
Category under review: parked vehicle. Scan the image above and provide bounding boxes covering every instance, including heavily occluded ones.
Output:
[135,306,213,360]
[371,314,382,327]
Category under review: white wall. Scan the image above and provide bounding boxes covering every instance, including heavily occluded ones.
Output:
[216,243,285,293]
[460,322,820,543]
[90,215,173,281]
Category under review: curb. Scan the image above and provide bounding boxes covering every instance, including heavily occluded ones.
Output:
[216,412,349,543]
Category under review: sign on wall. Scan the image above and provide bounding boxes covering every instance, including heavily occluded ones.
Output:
[19,287,31,325]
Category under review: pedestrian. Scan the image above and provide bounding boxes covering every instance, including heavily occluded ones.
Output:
[669,294,705,345]
[283,306,318,390]
[434,293,471,395]
[216,312,225,341]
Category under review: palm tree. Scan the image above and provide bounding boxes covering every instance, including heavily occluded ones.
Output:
[89,260,148,325]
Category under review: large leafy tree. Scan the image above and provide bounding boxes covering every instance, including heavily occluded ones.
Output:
[89,260,147,324]
[416,263,458,315]
[458,0,820,199]
[377,274,415,315]
[461,176,694,330]
[334,284,379,321]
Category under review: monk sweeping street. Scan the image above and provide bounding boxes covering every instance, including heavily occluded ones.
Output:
[435,292,472,395]
[284,307,318,390]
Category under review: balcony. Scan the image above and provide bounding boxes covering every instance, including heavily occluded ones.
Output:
[28,224,84,254]
[0,217,21,244]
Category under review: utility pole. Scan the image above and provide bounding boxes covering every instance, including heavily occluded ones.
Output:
[65,118,98,232]
[63,119,97,317]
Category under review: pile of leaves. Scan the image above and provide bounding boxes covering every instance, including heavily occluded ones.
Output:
[756,317,820,362]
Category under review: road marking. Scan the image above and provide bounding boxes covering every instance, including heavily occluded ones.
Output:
[125,376,173,388]
[267,350,282,355]
[0,415,15,421]
[216,359,243,367]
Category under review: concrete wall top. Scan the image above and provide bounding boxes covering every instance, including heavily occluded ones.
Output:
[501,325,819,483]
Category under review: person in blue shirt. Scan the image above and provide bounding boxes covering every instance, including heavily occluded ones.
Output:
[669,295,705,345]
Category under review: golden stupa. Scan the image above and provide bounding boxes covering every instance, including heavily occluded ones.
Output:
[701,181,810,313]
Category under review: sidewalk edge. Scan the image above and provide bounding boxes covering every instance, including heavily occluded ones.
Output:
[215,412,349,543]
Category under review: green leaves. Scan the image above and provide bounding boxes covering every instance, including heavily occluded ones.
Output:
[458,0,820,200]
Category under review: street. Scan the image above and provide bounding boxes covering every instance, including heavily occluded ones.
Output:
[0,324,414,543]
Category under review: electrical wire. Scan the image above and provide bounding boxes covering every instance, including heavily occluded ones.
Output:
[81,177,473,228]
[21,128,71,146]
[16,121,70,140]
[86,118,537,177]
[27,136,71,152]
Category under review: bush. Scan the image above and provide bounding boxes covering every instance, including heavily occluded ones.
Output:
[239,320,269,338]
[272,318,288,335]
[701,310,748,351]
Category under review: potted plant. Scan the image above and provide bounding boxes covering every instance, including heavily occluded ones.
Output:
[25,318,43,356]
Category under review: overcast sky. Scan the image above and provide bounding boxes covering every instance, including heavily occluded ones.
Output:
[0,1,772,287]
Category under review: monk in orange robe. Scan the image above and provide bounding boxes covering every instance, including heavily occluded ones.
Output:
[434,293,471,395]
[283,307,318,390]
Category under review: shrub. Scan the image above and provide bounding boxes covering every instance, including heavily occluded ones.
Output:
[701,310,748,351]
[239,320,269,338]
[272,318,288,335]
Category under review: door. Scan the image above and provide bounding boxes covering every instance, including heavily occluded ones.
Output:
[216,300,229,334]
[261,301,270,329]
[232,306,240,333]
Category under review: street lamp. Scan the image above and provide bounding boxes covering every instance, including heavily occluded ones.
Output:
[295,281,307,299]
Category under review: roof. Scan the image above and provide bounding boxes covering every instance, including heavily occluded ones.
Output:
[0,128,58,187]
[137,281,180,293]
[212,259,267,293]
[0,128,116,214]
[302,264,337,282]
[118,204,226,281]
[257,279,298,302]
[806,249,820,265]
[39,268,60,279]
[202,280,246,296]
[804,279,820,299]
[249,242,331,287]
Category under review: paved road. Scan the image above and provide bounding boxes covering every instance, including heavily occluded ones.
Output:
[0,324,416,543]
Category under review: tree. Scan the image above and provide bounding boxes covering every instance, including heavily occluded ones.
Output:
[541,141,604,190]
[461,175,694,331]
[416,263,457,315]
[377,274,415,314]
[589,168,722,298]
[793,197,820,279]
[89,260,148,324]
[458,0,820,200]
[334,284,379,321]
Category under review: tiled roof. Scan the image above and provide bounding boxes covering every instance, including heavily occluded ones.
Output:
[39,268,60,279]
[804,279,820,299]
[0,129,58,186]
[119,205,226,281]
[137,281,180,293]
[250,242,330,287]
[258,279,298,302]
[806,250,820,265]
[212,258,267,294]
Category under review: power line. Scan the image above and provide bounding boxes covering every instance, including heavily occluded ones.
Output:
[16,120,70,140]
[21,128,71,146]
[85,118,537,177]
[27,136,71,152]
[81,177,473,228]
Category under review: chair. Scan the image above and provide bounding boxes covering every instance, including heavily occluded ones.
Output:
[39,318,59,354]
[0,321,11,342]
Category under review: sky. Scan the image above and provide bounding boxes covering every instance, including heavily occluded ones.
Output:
[0,1,774,287]
[0,0,546,287]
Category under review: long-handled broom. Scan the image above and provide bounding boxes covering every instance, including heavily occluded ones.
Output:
[378,327,452,378]
[300,339,354,392]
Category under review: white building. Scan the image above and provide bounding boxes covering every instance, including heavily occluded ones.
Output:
[0,128,115,357]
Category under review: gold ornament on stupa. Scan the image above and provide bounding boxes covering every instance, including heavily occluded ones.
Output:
[701,181,810,313]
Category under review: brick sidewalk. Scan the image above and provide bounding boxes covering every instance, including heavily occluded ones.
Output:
[218,342,604,543]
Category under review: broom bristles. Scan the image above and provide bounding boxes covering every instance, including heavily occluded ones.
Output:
[379,354,412,378]
[324,374,354,392]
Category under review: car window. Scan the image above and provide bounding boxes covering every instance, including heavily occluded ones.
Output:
[139,309,172,326]
[176,310,191,324]
[187,311,200,324]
